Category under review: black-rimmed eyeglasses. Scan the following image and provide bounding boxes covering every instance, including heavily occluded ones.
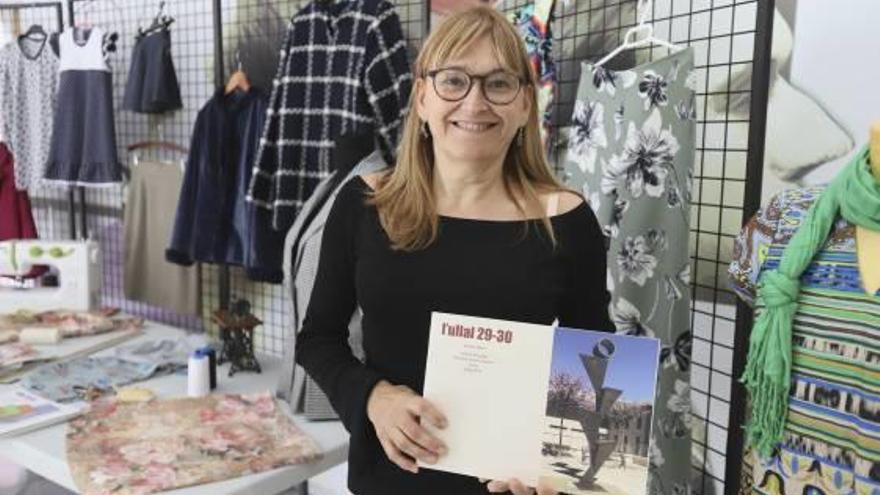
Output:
[426,68,526,105]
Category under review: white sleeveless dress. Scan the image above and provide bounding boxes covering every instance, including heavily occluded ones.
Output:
[44,27,121,187]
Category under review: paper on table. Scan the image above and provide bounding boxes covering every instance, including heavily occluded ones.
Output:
[421,312,554,486]
[0,386,85,437]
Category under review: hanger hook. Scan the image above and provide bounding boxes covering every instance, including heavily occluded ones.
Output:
[236,49,243,71]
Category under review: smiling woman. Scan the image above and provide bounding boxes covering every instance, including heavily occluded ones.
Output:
[293,6,614,495]
[369,6,560,251]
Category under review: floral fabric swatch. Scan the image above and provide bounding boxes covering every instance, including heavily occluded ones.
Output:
[509,0,556,151]
[0,342,37,368]
[0,309,143,340]
[66,392,322,495]
[563,48,695,495]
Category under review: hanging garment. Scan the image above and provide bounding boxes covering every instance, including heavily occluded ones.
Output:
[44,27,121,187]
[121,29,183,114]
[0,144,38,241]
[0,144,47,280]
[247,0,412,232]
[166,88,284,283]
[277,151,386,420]
[509,0,555,151]
[67,393,321,495]
[729,186,880,495]
[563,48,695,495]
[123,161,200,315]
[0,37,59,191]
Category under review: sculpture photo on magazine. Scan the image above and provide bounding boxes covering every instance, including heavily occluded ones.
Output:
[421,312,660,495]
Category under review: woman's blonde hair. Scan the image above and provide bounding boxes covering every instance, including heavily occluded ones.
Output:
[370,6,564,251]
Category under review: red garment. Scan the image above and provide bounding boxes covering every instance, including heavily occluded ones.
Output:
[0,142,46,279]
[0,142,39,240]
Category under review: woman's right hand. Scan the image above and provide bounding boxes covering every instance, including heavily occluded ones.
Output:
[366,380,449,474]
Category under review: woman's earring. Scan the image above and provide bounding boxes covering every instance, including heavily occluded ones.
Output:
[516,127,525,147]
[420,121,430,139]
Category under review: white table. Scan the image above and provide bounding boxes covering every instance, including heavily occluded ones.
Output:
[0,322,350,495]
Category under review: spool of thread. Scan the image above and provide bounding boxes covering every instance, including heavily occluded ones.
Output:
[187,350,210,398]
[203,347,217,390]
[18,327,62,344]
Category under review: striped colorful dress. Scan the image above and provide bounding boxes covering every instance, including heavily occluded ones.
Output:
[729,186,880,495]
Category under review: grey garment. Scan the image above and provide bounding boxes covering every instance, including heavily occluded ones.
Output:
[277,151,387,419]
[44,70,121,186]
[122,29,182,114]
[21,356,159,402]
[0,39,59,191]
[563,48,695,495]
[123,161,201,315]
[114,337,194,369]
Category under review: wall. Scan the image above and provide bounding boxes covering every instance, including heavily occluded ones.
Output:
[760,1,880,199]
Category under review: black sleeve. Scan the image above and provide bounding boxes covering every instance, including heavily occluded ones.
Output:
[165,110,205,266]
[559,205,615,332]
[295,179,383,433]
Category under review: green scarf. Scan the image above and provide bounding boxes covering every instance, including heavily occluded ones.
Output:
[742,147,880,458]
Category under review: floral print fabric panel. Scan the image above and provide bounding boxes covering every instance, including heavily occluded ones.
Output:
[563,48,695,495]
[0,309,143,340]
[66,392,322,495]
[0,342,37,368]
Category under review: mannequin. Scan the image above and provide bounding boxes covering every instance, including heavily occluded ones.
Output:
[729,126,880,495]
[856,121,880,294]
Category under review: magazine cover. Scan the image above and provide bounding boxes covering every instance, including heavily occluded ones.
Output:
[421,312,660,494]
[0,386,85,437]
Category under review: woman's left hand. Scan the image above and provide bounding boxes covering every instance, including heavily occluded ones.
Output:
[481,477,558,495]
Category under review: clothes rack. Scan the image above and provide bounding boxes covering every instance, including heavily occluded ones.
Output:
[0,1,78,241]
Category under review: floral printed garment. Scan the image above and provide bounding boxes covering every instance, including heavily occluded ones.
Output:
[66,392,322,495]
[509,0,555,151]
[563,48,696,495]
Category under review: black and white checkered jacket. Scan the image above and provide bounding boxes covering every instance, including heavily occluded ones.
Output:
[247,0,412,231]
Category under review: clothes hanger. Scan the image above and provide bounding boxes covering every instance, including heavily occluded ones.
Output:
[16,24,48,56]
[594,0,682,68]
[224,50,251,94]
[19,24,47,41]
[127,141,188,155]
[127,141,188,171]
[72,0,121,53]
[137,1,175,39]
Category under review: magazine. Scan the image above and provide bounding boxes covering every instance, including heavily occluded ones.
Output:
[0,386,85,437]
[421,312,661,495]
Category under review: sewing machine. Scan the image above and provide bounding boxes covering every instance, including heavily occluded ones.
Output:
[0,240,102,312]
